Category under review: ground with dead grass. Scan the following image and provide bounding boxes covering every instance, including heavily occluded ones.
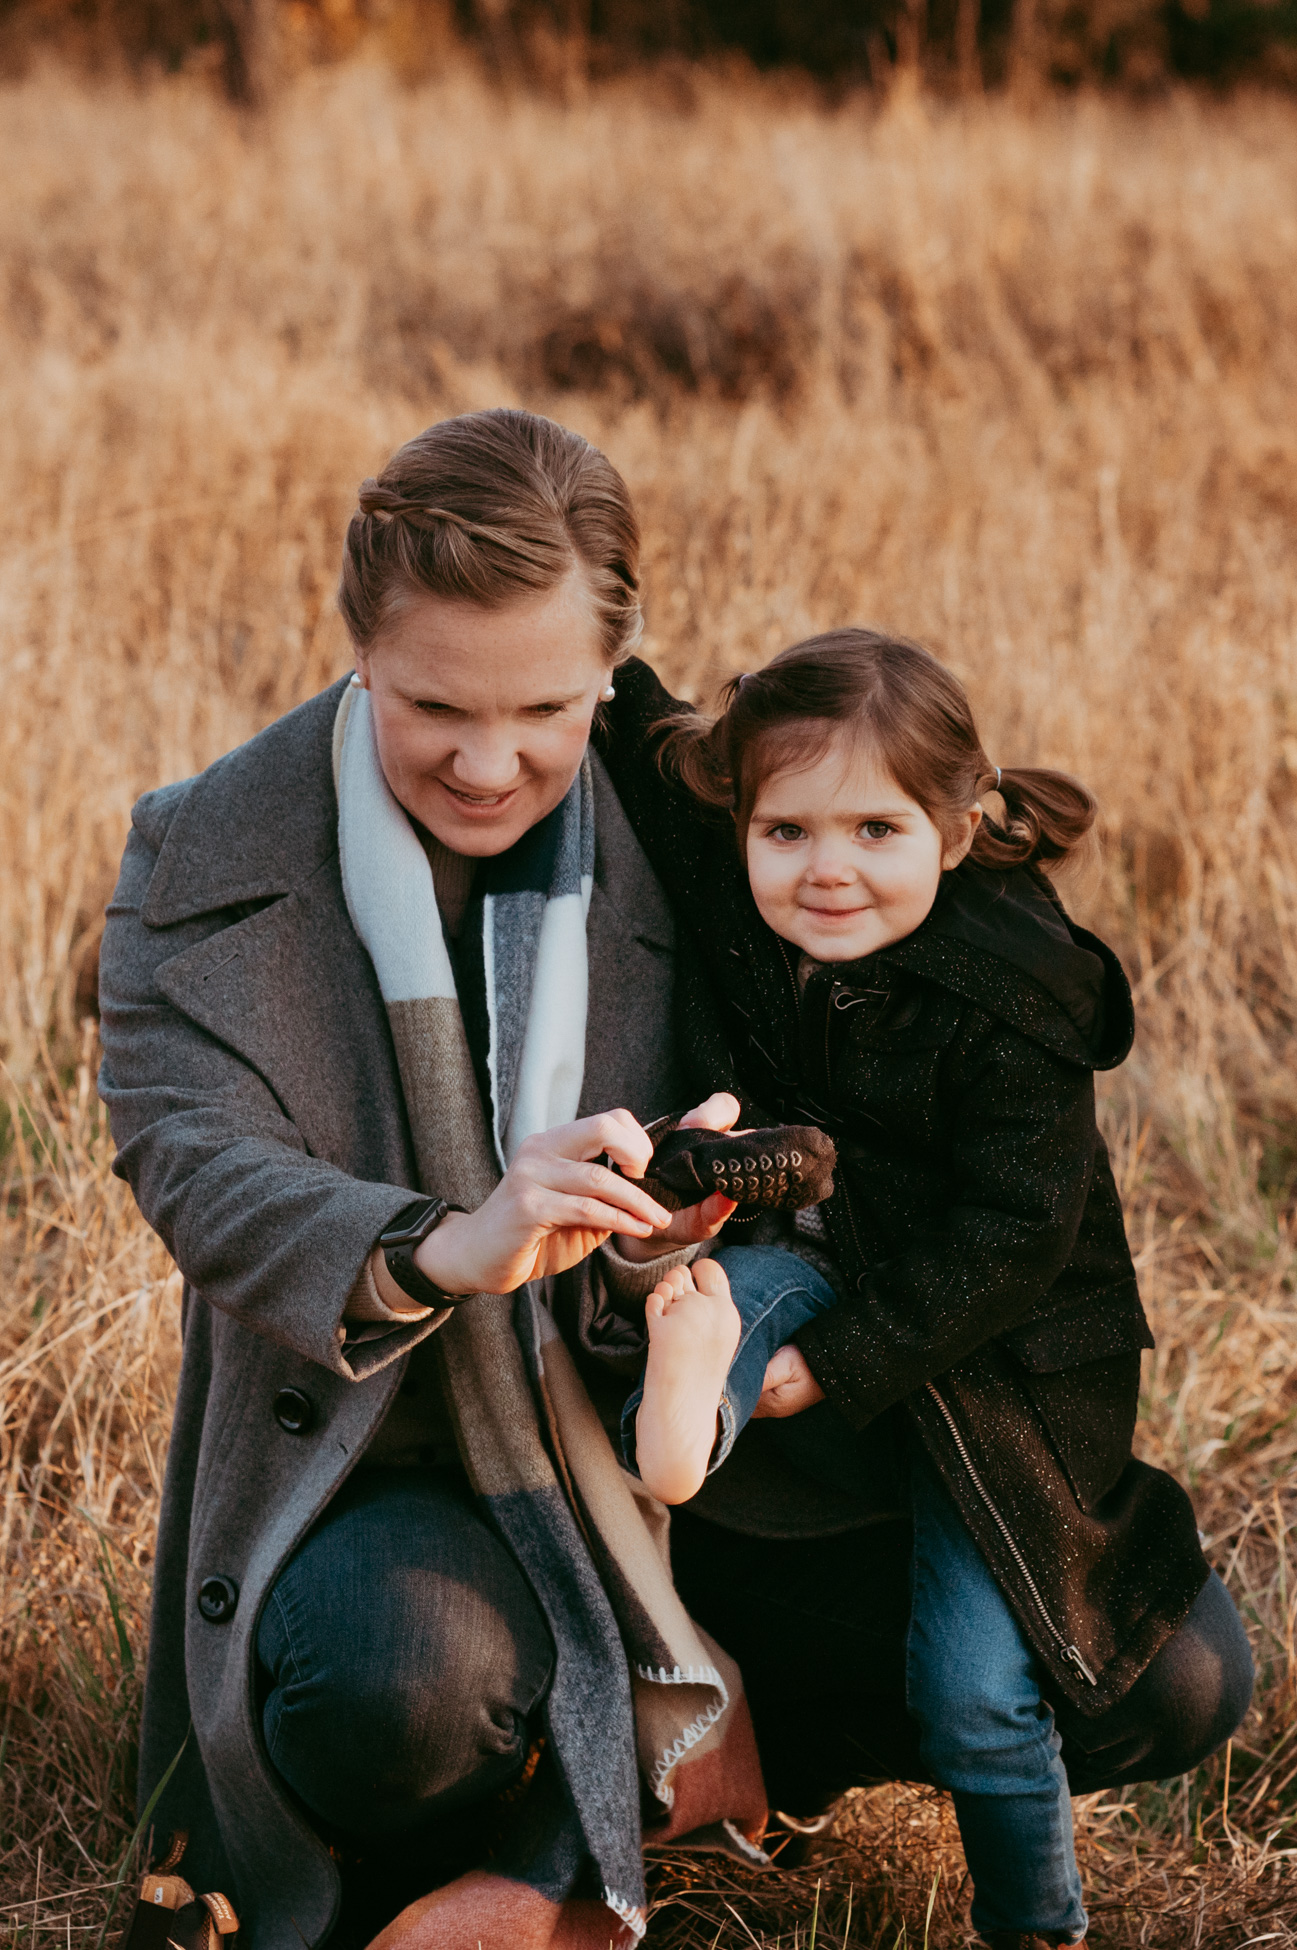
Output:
[2,56,1297,1947]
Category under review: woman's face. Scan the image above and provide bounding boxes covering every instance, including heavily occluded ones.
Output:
[354,567,612,856]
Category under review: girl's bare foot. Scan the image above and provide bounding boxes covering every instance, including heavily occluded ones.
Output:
[635,1260,741,1504]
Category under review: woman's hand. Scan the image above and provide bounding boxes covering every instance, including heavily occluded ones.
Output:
[412,1110,675,1297]
[614,1091,742,1262]
[750,1344,825,1418]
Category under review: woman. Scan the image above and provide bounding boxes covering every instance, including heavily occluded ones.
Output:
[101,409,1251,1950]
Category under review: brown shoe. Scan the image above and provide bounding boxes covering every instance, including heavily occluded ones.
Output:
[120,1835,239,1950]
[631,1121,837,1213]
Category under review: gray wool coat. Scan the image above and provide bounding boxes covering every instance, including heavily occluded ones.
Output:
[98,677,688,1945]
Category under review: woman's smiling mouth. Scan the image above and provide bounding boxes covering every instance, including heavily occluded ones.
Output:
[439,781,519,812]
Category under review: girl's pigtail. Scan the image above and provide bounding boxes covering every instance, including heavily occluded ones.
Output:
[973,767,1097,872]
[654,699,736,812]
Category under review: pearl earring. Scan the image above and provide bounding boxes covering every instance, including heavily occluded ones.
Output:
[600,684,616,701]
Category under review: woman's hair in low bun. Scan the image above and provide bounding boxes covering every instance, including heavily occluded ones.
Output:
[659,628,1096,876]
[339,409,642,662]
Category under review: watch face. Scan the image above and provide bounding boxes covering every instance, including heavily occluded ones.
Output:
[385,1199,440,1246]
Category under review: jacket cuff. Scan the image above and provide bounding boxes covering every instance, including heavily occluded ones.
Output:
[793,1305,896,1431]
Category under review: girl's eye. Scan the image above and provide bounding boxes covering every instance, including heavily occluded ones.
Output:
[772,823,805,842]
[861,821,893,841]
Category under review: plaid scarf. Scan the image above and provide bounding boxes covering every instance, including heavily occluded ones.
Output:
[334,681,767,1948]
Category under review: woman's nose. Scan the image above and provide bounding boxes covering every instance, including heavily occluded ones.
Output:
[449,737,522,791]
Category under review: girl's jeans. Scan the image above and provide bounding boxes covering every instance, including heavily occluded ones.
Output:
[623,1243,1087,1943]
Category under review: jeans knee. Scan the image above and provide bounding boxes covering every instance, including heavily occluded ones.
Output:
[257,1569,554,1835]
[909,1632,1059,1790]
[1147,1572,1255,1774]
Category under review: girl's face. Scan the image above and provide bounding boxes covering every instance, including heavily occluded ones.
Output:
[745,729,981,962]
[354,566,611,857]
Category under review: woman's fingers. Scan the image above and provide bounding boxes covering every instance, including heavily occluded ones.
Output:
[676,1092,741,1135]
[525,1155,671,1232]
[525,1108,656,1182]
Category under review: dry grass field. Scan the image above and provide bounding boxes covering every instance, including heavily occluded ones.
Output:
[3,52,1297,1947]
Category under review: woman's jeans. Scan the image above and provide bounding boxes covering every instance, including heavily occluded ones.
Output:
[255,1465,554,1838]
[627,1244,1086,1938]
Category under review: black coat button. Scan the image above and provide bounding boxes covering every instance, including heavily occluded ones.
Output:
[197,1575,239,1624]
[274,1386,315,1435]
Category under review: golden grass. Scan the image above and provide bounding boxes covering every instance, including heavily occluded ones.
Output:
[2,53,1297,1945]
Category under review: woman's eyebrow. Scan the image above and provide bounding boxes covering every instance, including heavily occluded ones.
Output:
[402,688,587,710]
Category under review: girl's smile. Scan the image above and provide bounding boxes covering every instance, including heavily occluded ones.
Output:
[745,730,981,962]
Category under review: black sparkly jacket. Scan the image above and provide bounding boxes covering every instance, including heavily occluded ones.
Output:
[595,659,1208,1715]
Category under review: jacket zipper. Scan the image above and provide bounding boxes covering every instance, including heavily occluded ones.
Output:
[924,1379,1099,1688]
[816,974,1098,1692]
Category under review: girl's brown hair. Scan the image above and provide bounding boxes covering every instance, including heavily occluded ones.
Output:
[661,628,1096,874]
[339,408,642,660]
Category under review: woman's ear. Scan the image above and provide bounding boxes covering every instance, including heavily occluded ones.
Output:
[353,650,372,691]
[942,803,982,871]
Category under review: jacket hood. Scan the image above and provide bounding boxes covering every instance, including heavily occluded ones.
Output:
[872,859,1134,1071]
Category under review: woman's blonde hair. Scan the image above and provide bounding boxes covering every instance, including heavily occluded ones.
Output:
[339,408,643,660]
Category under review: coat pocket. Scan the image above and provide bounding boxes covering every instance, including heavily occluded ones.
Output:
[1000,1282,1153,1515]
[1000,1279,1153,1374]
[1019,1352,1143,1515]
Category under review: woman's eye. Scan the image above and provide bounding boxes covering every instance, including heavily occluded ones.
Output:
[861,821,893,841]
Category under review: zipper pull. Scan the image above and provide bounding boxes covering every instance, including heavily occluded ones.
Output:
[1062,1643,1099,1686]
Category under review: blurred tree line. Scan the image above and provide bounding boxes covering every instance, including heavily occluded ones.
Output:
[1,0,1294,101]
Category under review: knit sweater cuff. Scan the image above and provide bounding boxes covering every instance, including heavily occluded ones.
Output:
[343,1249,434,1324]
[597,1236,702,1306]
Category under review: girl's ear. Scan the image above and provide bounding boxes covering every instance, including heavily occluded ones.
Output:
[942,803,982,871]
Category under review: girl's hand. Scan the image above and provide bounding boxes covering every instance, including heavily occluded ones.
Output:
[412,1110,674,1296]
[750,1344,825,1418]
[615,1091,742,1262]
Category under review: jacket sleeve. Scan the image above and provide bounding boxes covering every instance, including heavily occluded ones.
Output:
[795,1019,1102,1428]
[98,818,438,1381]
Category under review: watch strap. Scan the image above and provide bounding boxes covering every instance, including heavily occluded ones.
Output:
[379,1198,465,1309]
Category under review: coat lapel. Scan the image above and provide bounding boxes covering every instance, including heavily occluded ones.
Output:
[142,678,414,1187]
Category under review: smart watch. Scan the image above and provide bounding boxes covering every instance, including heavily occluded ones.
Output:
[378,1198,467,1309]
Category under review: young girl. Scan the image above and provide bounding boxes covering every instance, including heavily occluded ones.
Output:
[596,630,1210,1950]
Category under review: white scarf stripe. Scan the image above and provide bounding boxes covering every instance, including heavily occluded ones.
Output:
[335,678,593,1168]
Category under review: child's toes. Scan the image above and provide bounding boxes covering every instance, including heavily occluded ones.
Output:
[692,1259,733,1302]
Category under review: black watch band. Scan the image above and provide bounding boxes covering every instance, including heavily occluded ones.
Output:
[378,1198,466,1310]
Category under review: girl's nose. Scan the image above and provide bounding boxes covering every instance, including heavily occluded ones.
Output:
[805,847,854,885]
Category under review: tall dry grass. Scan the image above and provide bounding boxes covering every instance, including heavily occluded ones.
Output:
[2,55,1297,1945]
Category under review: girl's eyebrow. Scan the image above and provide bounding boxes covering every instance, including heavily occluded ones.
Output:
[755,802,919,822]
